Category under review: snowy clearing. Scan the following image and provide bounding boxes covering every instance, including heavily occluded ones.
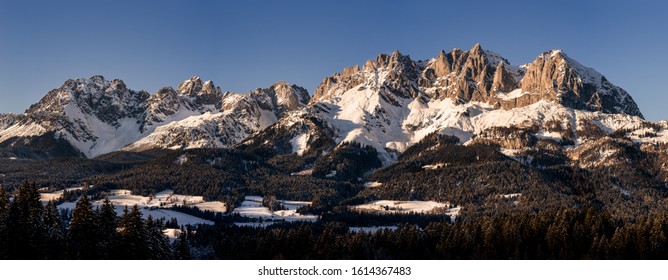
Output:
[349,226,398,233]
[351,200,449,213]
[350,200,461,222]
[45,189,224,226]
[233,195,318,223]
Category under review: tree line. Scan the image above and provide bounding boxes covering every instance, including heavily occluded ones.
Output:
[1,180,668,259]
[0,181,186,259]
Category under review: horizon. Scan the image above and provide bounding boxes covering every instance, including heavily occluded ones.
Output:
[1,0,667,121]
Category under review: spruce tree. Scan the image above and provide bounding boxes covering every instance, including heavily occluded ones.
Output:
[95,198,118,259]
[146,215,172,259]
[68,193,98,259]
[43,201,65,259]
[0,187,9,258]
[118,205,149,259]
[172,227,191,260]
[4,181,46,259]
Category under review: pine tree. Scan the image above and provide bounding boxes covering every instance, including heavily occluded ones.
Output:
[68,193,98,259]
[95,197,118,259]
[43,201,65,259]
[0,187,9,258]
[0,187,8,217]
[117,205,149,259]
[172,227,191,260]
[146,215,172,259]
[4,181,46,259]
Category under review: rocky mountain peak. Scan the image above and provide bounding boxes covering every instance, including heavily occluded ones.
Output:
[173,76,223,109]
[419,44,515,103]
[201,80,219,95]
[0,113,20,131]
[519,50,643,117]
[248,81,310,118]
[26,75,150,126]
[177,76,203,96]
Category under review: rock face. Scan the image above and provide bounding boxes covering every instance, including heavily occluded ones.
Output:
[176,76,224,107]
[0,113,21,131]
[25,75,150,128]
[518,50,642,117]
[0,76,310,157]
[0,44,658,162]
[123,81,310,152]
[250,81,310,118]
[310,44,641,116]
[418,44,519,103]
[255,44,655,164]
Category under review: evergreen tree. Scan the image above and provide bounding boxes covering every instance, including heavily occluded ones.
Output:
[0,187,9,258]
[0,187,8,217]
[172,227,191,260]
[4,181,46,259]
[95,197,118,259]
[146,215,172,259]
[68,193,98,259]
[117,205,149,259]
[43,201,65,259]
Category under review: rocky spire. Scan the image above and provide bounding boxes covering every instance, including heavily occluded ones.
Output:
[519,50,643,117]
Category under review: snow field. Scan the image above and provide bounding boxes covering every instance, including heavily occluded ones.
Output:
[43,189,224,226]
[232,195,318,227]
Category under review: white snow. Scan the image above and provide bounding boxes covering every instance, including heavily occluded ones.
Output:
[364,181,383,188]
[124,95,280,152]
[58,102,149,157]
[290,133,309,156]
[496,89,527,100]
[351,200,449,214]
[39,186,86,203]
[499,193,522,199]
[0,123,47,143]
[163,228,181,239]
[175,154,188,165]
[57,200,214,226]
[350,200,461,222]
[422,163,448,170]
[53,189,225,226]
[232,195,318,222]
[349,226,398,233]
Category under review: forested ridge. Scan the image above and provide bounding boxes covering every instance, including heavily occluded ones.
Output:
[2,181,668,259]
[0,133,667,259]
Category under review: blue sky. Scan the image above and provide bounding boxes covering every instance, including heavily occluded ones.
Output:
[1,0,667,121]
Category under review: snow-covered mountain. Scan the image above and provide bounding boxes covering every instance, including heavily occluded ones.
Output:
[0,75,309,157]
[123,81,310,152]
[245,44,663,164]
[1,44,665,164]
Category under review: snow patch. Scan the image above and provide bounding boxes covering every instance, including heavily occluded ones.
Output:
[290,133,309,156]
[351,200,449,214]
[349,226,398,233]
[232,195,318,223]
[422,163,448,170]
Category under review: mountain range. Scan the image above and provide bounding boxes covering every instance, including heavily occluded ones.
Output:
[1,44,667,176]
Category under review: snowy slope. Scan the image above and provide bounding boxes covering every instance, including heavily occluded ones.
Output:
[122,82,304,152]
[0,76,308,157]
[269,44,661,164]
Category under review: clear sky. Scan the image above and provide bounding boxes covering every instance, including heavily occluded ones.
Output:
[1,0,667,121]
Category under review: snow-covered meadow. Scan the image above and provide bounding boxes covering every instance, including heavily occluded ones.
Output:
[350,200,461,222]
[232,195,318,227]
[42,189,225,226]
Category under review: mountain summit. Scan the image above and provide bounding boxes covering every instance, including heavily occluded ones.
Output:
[244,44,659,164]
[0,76,309,157]
[0,44,661,162]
